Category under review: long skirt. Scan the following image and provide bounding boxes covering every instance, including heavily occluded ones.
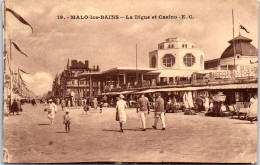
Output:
[118,109,126,123]
[247,103,258,118]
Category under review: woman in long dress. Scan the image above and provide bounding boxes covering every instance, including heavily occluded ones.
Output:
[116,95,127,133]
[247,94,258,123]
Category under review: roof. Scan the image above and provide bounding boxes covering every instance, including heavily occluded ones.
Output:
[101,67,156,74]
[71,60,88,69]
[221,35,258,59]
[228,35,252,44]
[77,72,101,78]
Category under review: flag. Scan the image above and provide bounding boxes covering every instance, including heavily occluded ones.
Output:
[19,68,29,74]
[6,8,33,33]
[12,42,28,57]
[240,25,249,33]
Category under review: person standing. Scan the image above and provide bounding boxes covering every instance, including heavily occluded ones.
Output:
[204,95,210,113]
[63,109,71,133]
[93,97,98,109]
[47,99,57,125]
[17,99,22,114]
[116,95,127,133]
[196,95,204,112]
[137,94,150,131]
[61,98,66,111]
[10,99,19,115]
[152,93,166,130]
[247,94,258,123]
[99,99,103,113]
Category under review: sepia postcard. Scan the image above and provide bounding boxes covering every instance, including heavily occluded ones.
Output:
[1,0,258,163]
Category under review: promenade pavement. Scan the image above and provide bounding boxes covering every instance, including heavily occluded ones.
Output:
[2,104,257,163]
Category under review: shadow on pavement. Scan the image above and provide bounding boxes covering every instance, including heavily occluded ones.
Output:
[233,122,255,124]
[102,128,154,132]
[38,124,50,125]
[56,131,67,133]
[102,129,120,132]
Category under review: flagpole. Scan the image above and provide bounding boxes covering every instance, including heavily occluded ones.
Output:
[10,39,13,101]
[239,24,241,36]
[136,44,138,85]
[232,9,236,75]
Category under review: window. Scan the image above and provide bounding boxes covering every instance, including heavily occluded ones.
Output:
[221,65,228,70]
[80,80,84,85]
[171,44,174,48]
[168,44,171,48]
[200,55,203,68]
[162,54,175,67]
[160,77,167,82]
[183,53,195,67]
[151,56,156,68]
[72,80,75,85]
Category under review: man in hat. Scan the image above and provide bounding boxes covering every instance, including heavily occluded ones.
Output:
[63,109,71,133]
[137,94,150,131]
[116,94,127,133]
[47,99,57,125]
[152,93,166,130]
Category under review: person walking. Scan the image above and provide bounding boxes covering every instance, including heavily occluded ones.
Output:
[152,93,166,130]
[137,94,150,131]
[116,95,127,133]
[83,103,90,114]
[47,99,57,125]
[63,109,71,133]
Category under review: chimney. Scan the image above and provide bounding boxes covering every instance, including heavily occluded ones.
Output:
[96,65,100,71]
[85,60,89,68]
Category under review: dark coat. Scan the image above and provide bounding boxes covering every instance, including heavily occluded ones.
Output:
[155,96,165,112]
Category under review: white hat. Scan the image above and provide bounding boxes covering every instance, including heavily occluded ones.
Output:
[65,109,70,113]
[119,94,124,99]
[49,99,53,102]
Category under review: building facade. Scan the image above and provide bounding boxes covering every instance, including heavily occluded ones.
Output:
[205,35,258,71]
[54,59,101,98]
[149,37,205,84]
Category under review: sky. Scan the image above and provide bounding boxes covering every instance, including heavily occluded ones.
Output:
[3,0,258,95]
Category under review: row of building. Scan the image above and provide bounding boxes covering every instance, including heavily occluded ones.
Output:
[51,35,258,100]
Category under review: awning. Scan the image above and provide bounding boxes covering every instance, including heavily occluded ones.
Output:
[208,83,258,90]
[102,90,135,95]
[130,83,258,94]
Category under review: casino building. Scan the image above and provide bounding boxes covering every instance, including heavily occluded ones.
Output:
[148,37,204,84]
[52,35,258,99]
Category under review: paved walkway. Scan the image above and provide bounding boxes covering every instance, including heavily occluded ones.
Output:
[2,104,257,163]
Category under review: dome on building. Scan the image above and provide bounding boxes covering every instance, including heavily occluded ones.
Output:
[220,35,258,59]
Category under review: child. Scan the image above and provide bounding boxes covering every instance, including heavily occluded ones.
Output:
[83,103,90,114]
[63,109,71,133]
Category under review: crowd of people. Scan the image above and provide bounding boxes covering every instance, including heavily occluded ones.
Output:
[8,90,257,134]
